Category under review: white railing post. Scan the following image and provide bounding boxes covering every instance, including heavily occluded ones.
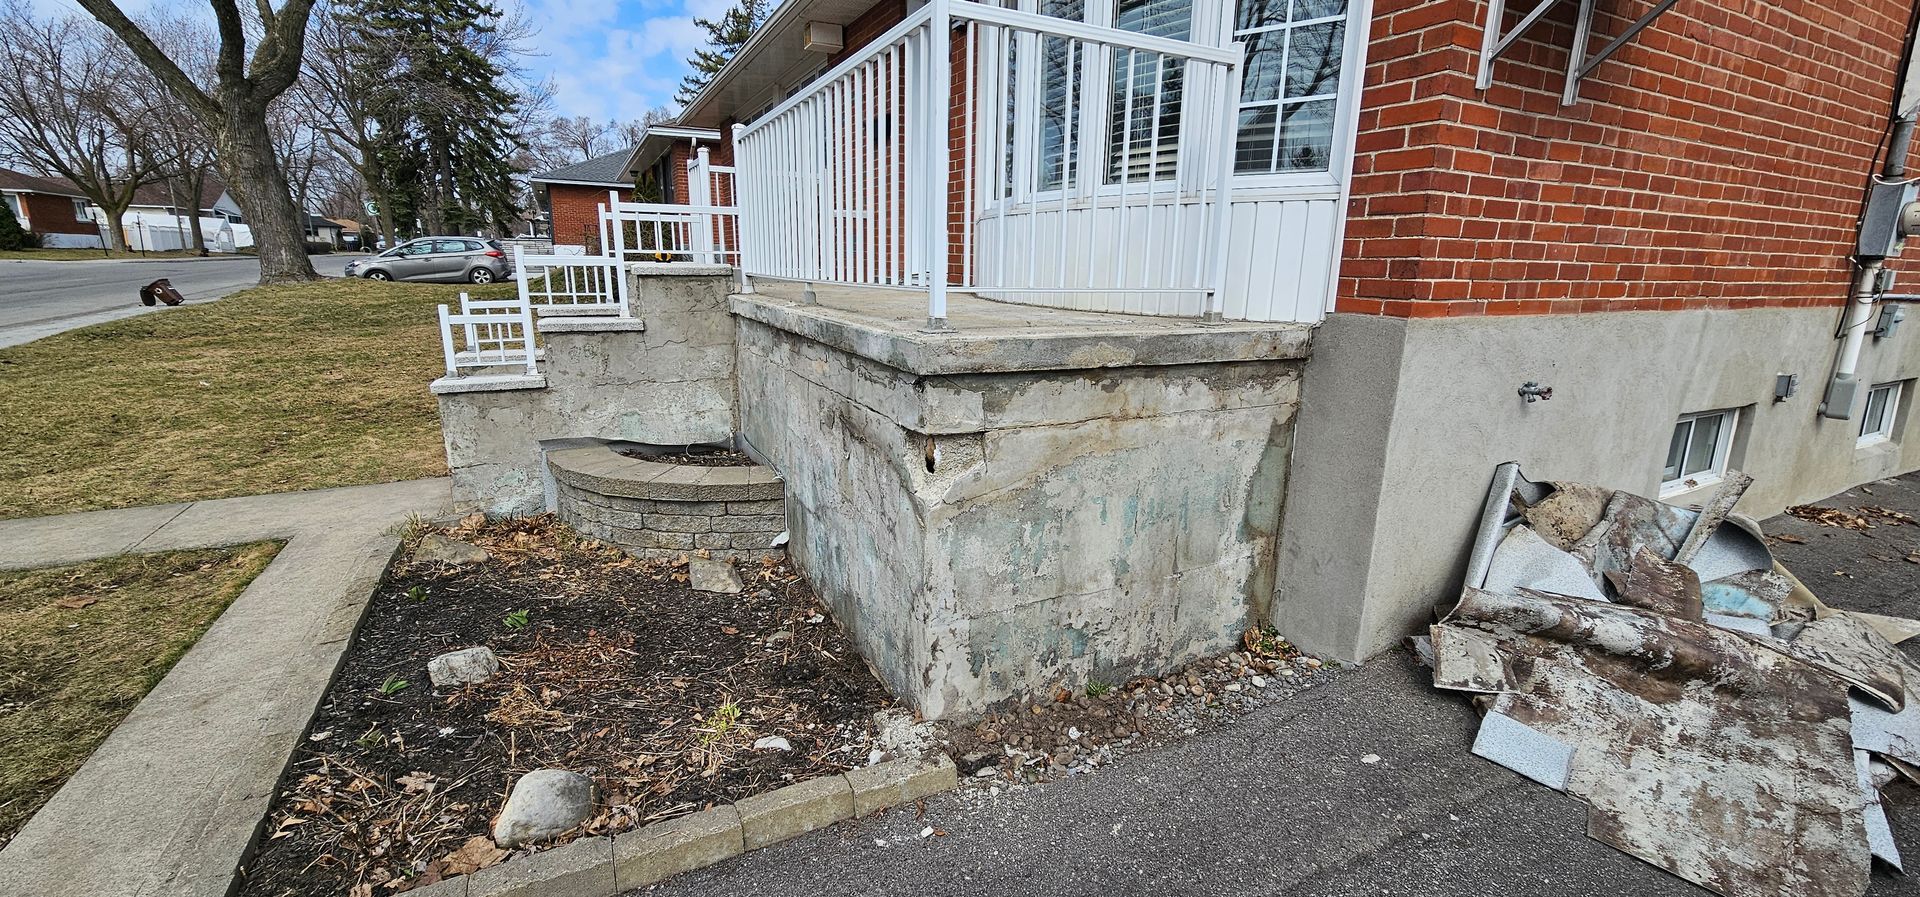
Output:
[437,304,458,377]
[691,146,716,264]
[924,0,953,331]
[733,123,755,293]
[1203,43,1246,325]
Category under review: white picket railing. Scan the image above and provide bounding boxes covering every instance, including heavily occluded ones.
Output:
[733,0,1244,328]
[599,196,742,267]
[437,292,538,378]
[514,246,631,315]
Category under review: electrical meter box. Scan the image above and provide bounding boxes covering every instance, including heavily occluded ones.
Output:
[1859,179,1920,258]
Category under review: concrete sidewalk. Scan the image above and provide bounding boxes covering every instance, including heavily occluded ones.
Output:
[636,479,1920,897]
[0,479,451,897]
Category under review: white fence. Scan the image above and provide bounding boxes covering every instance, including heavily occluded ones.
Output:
[117,214,253,252]
[733,0,1244,327]
[513,246,630,315]
[437,292,537,377]
[599,150,741,268]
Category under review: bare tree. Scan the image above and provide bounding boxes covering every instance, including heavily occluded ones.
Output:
[73,0,320,282]
[0,5,167,251]
[136,12,221,255]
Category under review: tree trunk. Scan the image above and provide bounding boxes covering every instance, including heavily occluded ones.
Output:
[215,106,317,282]
[97,198,130,251]
[184,171,208,256]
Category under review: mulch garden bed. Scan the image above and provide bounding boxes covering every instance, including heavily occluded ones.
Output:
[616,446,757,467]
[239,515,893,897]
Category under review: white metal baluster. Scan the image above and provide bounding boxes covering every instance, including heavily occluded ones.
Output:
[1204,46,1244,324]
[1116,48,1136,301]
[1056,37,1078,296]
[437,304,457,377]
[1142,50,1167,312]
[927,1,952,328]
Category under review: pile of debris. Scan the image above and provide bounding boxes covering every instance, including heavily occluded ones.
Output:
[1419,464,1919,897]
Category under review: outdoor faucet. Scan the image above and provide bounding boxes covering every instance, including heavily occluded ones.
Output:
[1518,381,1553,403]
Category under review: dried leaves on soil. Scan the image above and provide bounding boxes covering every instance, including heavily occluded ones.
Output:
[242,516,892,897]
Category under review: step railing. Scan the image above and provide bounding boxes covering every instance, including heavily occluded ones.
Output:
[437,291,538,378]
[733,0,1244,328]
[600,194,742,267]
[513,245,631,315]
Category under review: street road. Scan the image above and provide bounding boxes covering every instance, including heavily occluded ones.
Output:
[0,253,358,348]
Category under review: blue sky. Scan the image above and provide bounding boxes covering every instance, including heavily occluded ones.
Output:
[518,0,734,123]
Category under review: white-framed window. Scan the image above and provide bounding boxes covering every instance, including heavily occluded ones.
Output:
[71,198,88,220]
[1859,381,1903,446]
[1232,0,1346,174]
[1661,408,1739,495]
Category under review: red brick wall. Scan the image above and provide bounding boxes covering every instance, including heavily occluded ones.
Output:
[547,183,629,250]
[1341,0,1919,318]
[20,192,93,235]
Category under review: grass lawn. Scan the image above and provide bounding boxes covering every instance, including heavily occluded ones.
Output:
[0,542,283,847]
[0,278,513,519]
[0,248,204,261]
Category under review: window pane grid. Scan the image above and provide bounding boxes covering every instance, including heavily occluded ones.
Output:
[1232,0,1345,174]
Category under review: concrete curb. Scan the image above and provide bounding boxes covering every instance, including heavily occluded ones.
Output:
[405,755,957,897]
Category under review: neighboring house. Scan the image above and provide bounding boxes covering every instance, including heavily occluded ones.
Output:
[305,215,343,248]
[529,147,644,253]
[0,168,102,248]
[325,217,365,249]
[436,0,1920,718]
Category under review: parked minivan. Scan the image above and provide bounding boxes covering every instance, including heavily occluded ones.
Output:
[345,237,514,284]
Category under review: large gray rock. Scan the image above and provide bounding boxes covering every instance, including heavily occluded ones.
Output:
[427,646,499,688]
[493,769,596,848]
[688,557,744,594]
[414,534,489,566]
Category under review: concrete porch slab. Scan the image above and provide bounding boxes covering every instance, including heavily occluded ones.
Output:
[731,282,1313,376]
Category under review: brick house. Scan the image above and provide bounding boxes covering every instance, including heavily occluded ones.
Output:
[0,168,101,248]
[441,0,1920,716]
[531,132,727,254]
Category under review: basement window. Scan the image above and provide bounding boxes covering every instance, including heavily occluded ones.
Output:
[1661,408,1738,496]
[1858,382,1903,446]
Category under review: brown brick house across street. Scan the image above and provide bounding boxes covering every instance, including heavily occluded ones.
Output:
[447,0,1920,717]
[0,167,102,248]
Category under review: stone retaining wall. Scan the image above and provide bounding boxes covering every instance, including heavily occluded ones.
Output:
[547,445,786,562]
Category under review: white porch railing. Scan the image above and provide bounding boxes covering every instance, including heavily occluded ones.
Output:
[600,196,742,267]
[733,0,1244,328]
[437,292,538,377]
[514,246,631,315]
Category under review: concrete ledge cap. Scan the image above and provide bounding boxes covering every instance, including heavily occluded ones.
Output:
[537,316,647,333]
[431,374,547,395]
[845,755,959,818]
[628,262,733,277]
[547,444,782,502]
[531,305,620,318]
[734,774,855,850]
[613,805,744,890]
[468,835,614,897]
[729,293,1313,376]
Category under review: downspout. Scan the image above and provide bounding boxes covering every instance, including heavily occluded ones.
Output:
[1822,12,1920,418]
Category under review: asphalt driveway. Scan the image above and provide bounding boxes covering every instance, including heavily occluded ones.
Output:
[0,253,357,348]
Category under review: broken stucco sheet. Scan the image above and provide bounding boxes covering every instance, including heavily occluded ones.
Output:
[1428,463,1920,897]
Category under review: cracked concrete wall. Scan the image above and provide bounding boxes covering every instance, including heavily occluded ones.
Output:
[1277,305,1920,665]
[736,317,1302,719]
[439,270,739,514]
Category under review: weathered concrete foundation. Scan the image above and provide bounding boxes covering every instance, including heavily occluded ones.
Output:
[434,265,738,515]
[548,444,787,562]
[1278,306,1920,664]
[731,287,1312,719]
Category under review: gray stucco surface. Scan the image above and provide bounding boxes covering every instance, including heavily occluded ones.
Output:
[1278,306,1920,662]
[437,270,740,514]
[736,312,1302,719]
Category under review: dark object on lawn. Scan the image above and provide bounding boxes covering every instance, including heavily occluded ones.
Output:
[139,279,185,307]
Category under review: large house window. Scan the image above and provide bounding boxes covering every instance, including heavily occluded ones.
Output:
[1036,0,1085,189]
[1661,409,1739,495]
[3,194,21,219]
[1233,0,1346,173]
[1107,0,1191,182]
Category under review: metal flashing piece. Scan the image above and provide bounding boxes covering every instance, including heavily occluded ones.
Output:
[1471,711,1575,791]
[1430,465,1917,897]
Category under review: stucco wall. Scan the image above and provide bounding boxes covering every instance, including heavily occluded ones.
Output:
[736,315,1302,719]
[1277,304,1920,661]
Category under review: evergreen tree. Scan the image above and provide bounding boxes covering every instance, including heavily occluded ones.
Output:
[676,0,770,108]
[0,200,36,250]
[346,0,527,236]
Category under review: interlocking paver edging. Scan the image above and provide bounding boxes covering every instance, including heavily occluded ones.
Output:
[403,755,958,897]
